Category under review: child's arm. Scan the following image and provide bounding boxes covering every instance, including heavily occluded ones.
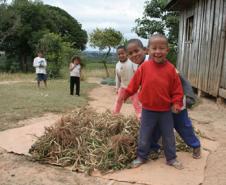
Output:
[33,59,39,67]
[43,59,47,67]
[69,63,75,71]
[171,69,184,113]
[179,74,197,108]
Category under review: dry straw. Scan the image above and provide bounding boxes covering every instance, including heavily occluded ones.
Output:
[29,107,199,174]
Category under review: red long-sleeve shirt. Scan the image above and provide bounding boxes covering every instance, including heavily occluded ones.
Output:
[125,60,183,111]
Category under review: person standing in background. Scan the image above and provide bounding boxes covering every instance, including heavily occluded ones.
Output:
[33,51,47,88]
[69,56,81,96]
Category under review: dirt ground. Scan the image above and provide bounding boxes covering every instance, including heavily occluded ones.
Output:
[0,79,226,185]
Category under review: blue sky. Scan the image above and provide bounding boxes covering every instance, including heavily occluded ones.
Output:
[42,0,148,50]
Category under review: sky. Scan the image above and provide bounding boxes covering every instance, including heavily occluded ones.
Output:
[42,0,148,51]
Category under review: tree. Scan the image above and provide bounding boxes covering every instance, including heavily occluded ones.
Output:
[133,0,179,65]
[37,32,80,78]
[133,0,179,45]
[43,5,87,50]
[90,28,123,77]
[0,0,87,73]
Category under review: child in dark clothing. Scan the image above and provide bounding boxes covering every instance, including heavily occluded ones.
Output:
[124,34,184,169]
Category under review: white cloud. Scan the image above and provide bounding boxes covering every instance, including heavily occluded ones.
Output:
[39,0,149,50]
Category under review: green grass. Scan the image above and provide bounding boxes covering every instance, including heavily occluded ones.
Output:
[61,62,115,80]
[0,79,97,131]
[0,60,117,131]
[83,62,115,79]
[85,62,115,69]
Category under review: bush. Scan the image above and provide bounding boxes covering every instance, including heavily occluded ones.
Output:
[0,55,7,72]
[0,55,21,73]
[167,44,177,66]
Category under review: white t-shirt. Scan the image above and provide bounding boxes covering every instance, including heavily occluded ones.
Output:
[70,63,81,77]
[115,59,138,89]
[33,57,47,74]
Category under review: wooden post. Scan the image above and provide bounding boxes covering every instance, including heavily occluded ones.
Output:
[198,89,203,97]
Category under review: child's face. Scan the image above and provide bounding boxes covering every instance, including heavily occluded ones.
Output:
[74,59,80,64]
[38,52,43,57]
[117,48,127,63]
[127,42,146,65]
[148,37,169,63]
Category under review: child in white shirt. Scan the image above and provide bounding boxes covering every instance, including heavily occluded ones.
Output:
[113,46,141,119]
[33,51,47,88]
[69,56,81,96]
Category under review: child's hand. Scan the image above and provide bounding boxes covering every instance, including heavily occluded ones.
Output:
[172,104,181,114]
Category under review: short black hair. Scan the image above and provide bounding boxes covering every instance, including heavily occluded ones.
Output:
[126,39,144,49]
[148,33,168,46]
[71,56,81,63]
[37,50,44,54]
[117,45,126,51]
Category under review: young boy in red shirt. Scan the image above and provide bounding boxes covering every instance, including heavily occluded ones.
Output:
[124,34,184,169]
[126,38,201,159]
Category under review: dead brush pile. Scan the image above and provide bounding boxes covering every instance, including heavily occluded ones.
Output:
[29,107,138,173]
[29,107,200,174]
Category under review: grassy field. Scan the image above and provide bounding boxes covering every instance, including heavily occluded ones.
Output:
[0,72,35,81]
[0,63,115,81]
[0,60,116,131]
[61,62,115,80]
[0,79,98,131]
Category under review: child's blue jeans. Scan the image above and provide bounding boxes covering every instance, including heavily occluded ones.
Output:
[150,109,201,151]
[137,108,176,162]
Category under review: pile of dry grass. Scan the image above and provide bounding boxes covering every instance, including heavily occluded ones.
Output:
[29,108,138,174]
[29,108,199,174]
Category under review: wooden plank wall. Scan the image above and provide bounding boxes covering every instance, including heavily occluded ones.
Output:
[220,1,226,89]
[177,0,226,97]
[208,0,225,96]
[197,0,214,94]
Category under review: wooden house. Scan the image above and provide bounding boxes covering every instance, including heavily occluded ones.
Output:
[166,0,226,99]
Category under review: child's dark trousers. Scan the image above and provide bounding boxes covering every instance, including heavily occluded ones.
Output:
[70,76,80,96]
[137,108,176,162]
[150,109,201,151]
[173,109,200,148]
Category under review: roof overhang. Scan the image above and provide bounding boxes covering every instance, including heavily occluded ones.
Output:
[165,0,193,11]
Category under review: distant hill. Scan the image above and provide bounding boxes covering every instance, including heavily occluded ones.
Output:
[82,51,117,63]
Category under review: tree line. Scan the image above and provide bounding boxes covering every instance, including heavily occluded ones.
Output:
[0,0,179,77]
[0,0,87,77]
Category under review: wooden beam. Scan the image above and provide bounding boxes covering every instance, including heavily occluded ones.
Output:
[219,88,226,99]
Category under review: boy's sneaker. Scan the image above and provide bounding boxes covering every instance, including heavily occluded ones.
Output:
[131,157,146,168]
[167,159,184,170]
[193,147,201,159]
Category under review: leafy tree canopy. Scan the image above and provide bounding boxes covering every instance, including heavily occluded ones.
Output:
[134,0,179,45]
[89,28,123,77]
[90,28,123,52]
[0,0,87,72]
